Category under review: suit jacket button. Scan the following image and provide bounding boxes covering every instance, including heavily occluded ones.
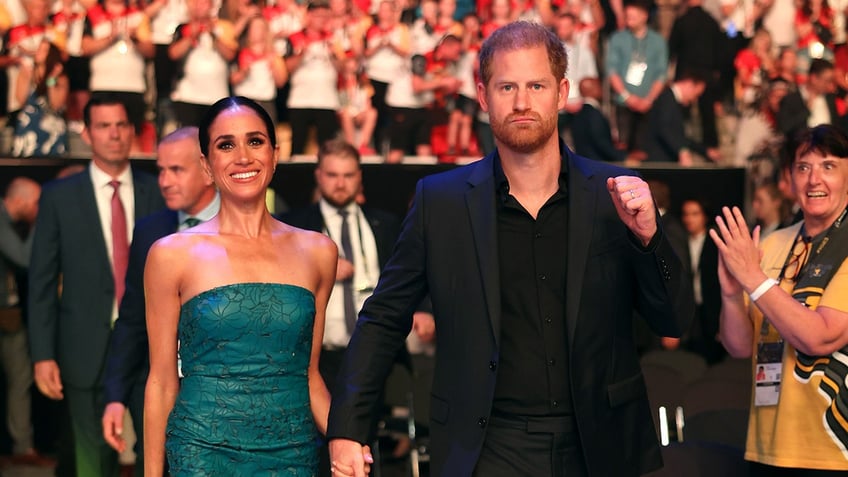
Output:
[489,361,497,371]
[478,417,487,428]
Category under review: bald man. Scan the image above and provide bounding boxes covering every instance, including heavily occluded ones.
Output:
[0,177,46,464]
[571,77,626,162]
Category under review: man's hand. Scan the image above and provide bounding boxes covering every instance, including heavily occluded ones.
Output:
[329,439,374,477]
[337,258,355,282]
[102,402,127,452]
[33,360,63,400]
[606,176,657,246]
[412,312,435,343]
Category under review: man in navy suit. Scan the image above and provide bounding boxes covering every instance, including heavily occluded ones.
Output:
[28,96,165,477]
[328,22,693,477]
[639,70,714,165]
[572,77,625,162]
[100,127,218,475]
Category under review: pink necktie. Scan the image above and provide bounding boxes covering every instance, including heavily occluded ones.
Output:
[109,180,129,305]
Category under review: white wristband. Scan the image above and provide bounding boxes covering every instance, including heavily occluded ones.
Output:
[749,278,778,302]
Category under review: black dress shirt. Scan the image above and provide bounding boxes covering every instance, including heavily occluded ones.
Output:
[492,154,573,417]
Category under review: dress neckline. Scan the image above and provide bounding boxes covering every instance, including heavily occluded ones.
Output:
[181,282,315,307]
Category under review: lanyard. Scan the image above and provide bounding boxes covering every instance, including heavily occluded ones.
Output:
[777,206,848,283]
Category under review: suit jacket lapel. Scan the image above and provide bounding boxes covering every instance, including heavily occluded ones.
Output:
[565,153,596,348]
[131,168,156,218]
[76,172,112,269]
[465,154,501,348]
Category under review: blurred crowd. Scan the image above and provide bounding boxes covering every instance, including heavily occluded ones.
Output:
[0,0,845,166]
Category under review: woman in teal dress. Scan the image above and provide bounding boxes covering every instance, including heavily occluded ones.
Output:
[143,97,370,476]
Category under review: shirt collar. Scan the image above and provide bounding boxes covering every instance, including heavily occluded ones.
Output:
[582,97,601,109]
[493,141,570,201]
[670,84,683,104]
[319,198,359,219]
[178,192,220,225]
[89,161,132,190]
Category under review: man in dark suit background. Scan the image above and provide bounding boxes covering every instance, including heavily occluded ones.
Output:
[777,58,847,140]
[571,77,626,162]
[639,70,716,165]
[282,138,404,476]
[679,198,723,363]
[28,96,165,477]
[100,127,219,475]
[283,138,401,384]
[668,0,726,154]
[328,22,693,477]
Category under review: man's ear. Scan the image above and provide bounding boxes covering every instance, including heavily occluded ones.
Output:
[477,82,489,113]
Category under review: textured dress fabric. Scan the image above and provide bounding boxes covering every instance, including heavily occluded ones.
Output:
[166,283,320,476]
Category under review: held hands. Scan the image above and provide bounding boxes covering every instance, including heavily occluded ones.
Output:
[708,206,765,293]
[329,439,374,477]
[412,311,436,343]
[33,360,63,400]
[606,176,657,246]
[102,402,128,452]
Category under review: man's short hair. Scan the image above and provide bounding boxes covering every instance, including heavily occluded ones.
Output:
[307,0,330,10]
[676,68,709,86]
[159,126,200,148]
[83,93,129,127]
[317,138,361,166]
[624,0,651,12]
[809,58,834,77]
[478,21,567,87]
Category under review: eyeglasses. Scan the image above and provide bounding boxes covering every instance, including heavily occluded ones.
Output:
[780,235,811,282]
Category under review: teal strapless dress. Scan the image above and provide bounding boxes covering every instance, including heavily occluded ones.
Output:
[166,283,320,476]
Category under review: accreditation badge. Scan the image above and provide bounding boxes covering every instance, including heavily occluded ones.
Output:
[755,319,784,406]
[625,60,647,87]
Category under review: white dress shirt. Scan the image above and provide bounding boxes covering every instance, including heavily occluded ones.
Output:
[89,162,135,321]
[319,199,380,348]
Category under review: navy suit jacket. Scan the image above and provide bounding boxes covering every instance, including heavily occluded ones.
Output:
[572,103,625,162]
[103,208,178,404]
[777,89,848,140]
[326,147,694,476]
[640,87,704,162]
[28,167,164,389]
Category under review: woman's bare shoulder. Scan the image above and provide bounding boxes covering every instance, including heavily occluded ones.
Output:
[275,220,337,254]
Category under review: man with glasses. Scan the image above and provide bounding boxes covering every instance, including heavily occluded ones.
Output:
[712,124,848,475]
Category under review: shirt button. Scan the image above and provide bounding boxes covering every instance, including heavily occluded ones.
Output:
[552,400,559,407]
[478,417,487,428]
[535,232,542,239]
[489,361,497,371]
[548,358,556,366]
[545,316,552,324]
[539,274,547,280]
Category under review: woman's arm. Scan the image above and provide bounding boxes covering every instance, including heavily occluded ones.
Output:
[143,240,183,477]
[13,62,32,110]
[307,233,337,435]
[46,73,69,113]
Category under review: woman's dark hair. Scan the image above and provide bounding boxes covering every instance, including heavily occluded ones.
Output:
[36,42,64,98]
[791,124,848,165]
[198,96,277,157]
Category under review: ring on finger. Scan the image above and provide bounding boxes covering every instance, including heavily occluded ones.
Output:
[630,189,637,199]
